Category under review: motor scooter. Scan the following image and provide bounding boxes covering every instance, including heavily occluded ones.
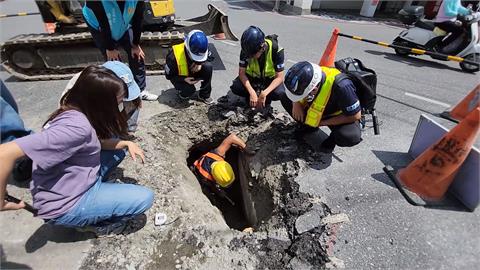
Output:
[393,6,480,72]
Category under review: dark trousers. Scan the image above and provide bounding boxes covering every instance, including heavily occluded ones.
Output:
[170,62,213,99]
[88,27,146,91]
[281,94,362,149]
[230,76,285,106]
[434,21,464,46]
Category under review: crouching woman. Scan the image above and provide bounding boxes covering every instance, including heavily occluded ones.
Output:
[0,66,154,235]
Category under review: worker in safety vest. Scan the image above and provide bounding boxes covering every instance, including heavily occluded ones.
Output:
[193,134,247,203]
[83,0,158,101]
[165,30,214,104]
[230,26,285,110]
[280,61,362,153]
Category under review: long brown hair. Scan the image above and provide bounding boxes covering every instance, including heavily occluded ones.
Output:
[45,65,128,139]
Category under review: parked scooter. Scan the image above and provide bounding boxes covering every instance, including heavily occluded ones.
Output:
[393,6,480,72]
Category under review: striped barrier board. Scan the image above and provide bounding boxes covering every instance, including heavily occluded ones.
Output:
[338,32,479,67]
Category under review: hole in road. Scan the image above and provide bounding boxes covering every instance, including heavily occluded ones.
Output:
[187,141,272,231]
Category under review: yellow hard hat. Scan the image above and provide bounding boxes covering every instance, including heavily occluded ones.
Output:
[211,161,235,188]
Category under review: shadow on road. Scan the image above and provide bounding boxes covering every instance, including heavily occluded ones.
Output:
[25,224,94,253]
[157,88,193,110]
[1,245,33,269]
[364,50,470,74]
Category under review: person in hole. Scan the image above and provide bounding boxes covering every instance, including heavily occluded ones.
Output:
[193,133,248,204]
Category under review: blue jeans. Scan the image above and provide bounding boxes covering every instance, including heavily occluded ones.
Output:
[51,150,154,227]
[1,81,32,143]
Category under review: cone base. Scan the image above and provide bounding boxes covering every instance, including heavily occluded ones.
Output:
[383,165,461,208]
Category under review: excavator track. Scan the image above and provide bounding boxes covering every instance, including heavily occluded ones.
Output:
[1,4,237,81]
[1,31,184,80]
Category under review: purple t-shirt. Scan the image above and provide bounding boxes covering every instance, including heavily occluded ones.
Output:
[15,110,101,219]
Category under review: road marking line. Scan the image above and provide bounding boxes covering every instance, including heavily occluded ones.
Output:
[287,59,297,64]
[220,40,237,46]
[405,92,451,107]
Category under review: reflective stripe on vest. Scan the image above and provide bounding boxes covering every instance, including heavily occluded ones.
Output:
[193,152,224,182]
[83,0,137,41]
[172,43,189,77]
[245,39,275,79]
[304,67,342,128]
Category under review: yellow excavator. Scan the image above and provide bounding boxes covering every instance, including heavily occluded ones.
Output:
[1,0,237,80]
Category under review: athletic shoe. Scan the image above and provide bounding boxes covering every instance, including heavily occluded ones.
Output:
[140,91,158,101]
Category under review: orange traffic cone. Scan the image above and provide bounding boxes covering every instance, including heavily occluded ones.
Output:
[319,28,340,67]
[397,107,480,201]
[213,32,226,40]
[446,84,480,122]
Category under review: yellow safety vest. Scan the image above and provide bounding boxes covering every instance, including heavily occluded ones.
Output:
[245,39,276,79]
[304,67,342,128]
[172,43,189,76]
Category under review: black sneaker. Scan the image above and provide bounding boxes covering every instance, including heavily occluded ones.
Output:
[78,220,127,237]
[198,96,214,105]
[178,92,191,100]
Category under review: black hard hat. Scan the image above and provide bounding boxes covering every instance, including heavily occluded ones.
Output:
[284,61,323,102]
[241,26,265,57]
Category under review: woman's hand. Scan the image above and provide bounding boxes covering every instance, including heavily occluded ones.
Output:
[126,141,145,163]
[292,102,305,122]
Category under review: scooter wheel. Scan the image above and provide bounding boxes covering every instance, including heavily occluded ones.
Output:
[392,40,411,56]
[460,53,480,73]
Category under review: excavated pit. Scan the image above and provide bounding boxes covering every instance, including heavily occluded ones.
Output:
[80,101,335,270]
[186,137,275,231]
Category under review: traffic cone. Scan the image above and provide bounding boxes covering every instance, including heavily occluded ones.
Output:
[213,32,226,40]
[319,28,340,67]
[440,84,480,122]
[396,107,480,201]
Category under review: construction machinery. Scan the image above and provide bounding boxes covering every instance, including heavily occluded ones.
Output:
[0,0,237,80]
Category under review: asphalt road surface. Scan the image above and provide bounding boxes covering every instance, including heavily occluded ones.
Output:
[1,0,479,269]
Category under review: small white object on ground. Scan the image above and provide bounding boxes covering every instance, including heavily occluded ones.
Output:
[154,213,167,226]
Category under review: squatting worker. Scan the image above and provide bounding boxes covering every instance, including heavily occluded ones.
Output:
[83,0,158,101]
[230,25,285,110]
[281,61,362,153]
[165,30,214,104]
[193,133,247,193]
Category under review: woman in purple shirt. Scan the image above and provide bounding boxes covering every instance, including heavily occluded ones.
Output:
[0,66,154,236]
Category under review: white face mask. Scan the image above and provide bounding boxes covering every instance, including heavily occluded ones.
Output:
[118,102,124,112]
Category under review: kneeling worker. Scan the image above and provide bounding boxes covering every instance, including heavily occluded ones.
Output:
[281,61,362,153]
[193,133,247,204]
[165,30,214,104]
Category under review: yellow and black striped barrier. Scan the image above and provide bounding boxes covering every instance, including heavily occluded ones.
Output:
[0,12,40,19]
[338,32,479,67]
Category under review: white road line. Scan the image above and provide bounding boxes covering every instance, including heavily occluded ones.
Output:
[405,92,451,107]
[287,59,297,64]
[220,40,237,46]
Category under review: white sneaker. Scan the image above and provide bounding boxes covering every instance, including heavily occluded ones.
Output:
[140,91,158,101]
